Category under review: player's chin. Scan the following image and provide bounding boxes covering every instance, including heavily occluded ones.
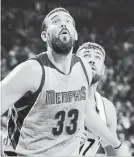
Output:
[91,70,96,77]
[91,75,100,84]
[54,42,73,55]
[59,34,71,43]
[60,38,73,48]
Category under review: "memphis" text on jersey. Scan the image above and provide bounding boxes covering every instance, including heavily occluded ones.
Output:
[45,86,86,105]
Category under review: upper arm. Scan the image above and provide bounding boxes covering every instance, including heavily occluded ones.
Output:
[101,98,118,150]
[101,99,118,155]
[103,98,117,136]
[0,60,42,115]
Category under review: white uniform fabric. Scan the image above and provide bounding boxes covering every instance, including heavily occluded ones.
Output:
[4,53,90,156]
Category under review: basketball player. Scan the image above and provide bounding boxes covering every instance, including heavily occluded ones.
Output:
[0,8,122,156]
[76,42,131,156]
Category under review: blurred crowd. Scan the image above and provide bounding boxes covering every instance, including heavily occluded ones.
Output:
[1,1,134,155]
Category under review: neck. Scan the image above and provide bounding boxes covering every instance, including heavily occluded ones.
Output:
[47,47,73,74]
[88,82,99,108]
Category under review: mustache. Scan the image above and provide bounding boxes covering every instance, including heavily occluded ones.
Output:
[59,28,70,35]
[89,63,96,70]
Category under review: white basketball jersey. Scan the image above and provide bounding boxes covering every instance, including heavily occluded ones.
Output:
[79,92,107,156]
[4,53,90,156]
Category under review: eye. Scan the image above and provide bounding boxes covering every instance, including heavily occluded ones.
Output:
[84,54,89,58]
[53,20,57,24]
[53,19,60,24]
[96,56,101,60]
[66,19,71,23]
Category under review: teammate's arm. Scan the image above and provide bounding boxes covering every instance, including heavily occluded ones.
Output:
[102,98,131,156]
[0,60,42,116]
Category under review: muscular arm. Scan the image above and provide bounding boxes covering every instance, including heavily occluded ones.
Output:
[101,98,117,156]
[84,104,120,148]
[0,60,42,116]
[102,98,131,156]
[82,60,121,148]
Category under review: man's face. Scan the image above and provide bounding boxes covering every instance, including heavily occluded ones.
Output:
[45,11,76,55]
[77,48,105,84]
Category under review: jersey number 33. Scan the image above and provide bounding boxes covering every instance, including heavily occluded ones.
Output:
[52,109,79,136]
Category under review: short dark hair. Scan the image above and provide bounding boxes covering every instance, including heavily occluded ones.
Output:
[41,7,75,32]
[77,42,106,58]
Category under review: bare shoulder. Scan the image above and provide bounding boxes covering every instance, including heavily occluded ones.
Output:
[0,59,44,115]
[2,59,43,92]
[5,59,42,76]
[18,59,43,91]
[80,58,92,85]
[22,59,42,74]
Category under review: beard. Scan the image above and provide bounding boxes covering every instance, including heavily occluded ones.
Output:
[91,73,101,84]
[48,29,74,55]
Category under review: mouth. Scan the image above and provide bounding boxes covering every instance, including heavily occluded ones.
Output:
[60,29,69,35]
[91,66,96,70]
[62,31,68,34]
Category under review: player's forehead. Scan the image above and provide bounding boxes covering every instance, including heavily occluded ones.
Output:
[46,11,73,21]
[78,48,104,57]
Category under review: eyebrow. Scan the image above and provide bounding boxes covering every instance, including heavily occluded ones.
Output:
[83,50,90,54]
[82,50,104,57]
[96,51,104,56]
[66,15,75,26]
[51,14,72,20]
[81,51,90,56]
[51,15,59,20]
[66,15,72,19]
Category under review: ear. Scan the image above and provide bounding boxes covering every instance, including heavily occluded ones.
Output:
[74,29,78,41]
[101,65,105,75]
[41,31,47,42]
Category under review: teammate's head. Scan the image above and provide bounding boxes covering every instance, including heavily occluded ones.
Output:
[76,42,105,84]
[41,8,78,55]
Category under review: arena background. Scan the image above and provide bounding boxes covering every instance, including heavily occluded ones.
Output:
[1,0,134,155]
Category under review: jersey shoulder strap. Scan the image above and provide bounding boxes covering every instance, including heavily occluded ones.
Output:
[30,53,45,96]
[79,57,89,85]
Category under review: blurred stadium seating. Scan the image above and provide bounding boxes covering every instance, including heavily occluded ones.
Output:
[1,0,134,155]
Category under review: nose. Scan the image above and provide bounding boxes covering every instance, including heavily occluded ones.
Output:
[61,24,66,29]
[61,21,66,28]
[89,59,95,65]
